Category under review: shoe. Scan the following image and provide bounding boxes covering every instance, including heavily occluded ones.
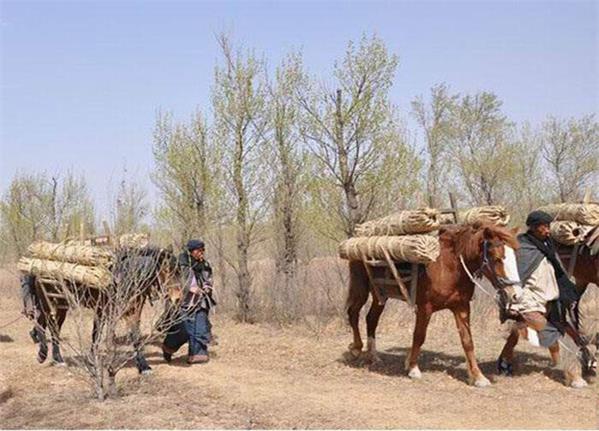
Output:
[162,344,176,363]
[187,354,209,364]
[496,358,513,376]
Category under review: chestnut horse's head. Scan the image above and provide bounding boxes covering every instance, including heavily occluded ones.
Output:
[454,224,522,299]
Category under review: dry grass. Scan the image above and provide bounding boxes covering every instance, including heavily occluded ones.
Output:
[1,264,598,429]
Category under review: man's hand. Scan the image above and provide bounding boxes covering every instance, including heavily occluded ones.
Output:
[189,285,200,295]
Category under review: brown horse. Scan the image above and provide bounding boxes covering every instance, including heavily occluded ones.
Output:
[31,247,179,374]
[497,227,598,387]
[346,224,520,387]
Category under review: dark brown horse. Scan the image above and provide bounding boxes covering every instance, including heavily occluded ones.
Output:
[32,247,179,374]
[498,227,598,387]
[346,224,520,387]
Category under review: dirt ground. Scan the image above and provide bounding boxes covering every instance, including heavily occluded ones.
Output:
[0,268,597,429]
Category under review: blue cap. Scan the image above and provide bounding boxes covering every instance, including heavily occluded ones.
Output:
[186,239,205,251]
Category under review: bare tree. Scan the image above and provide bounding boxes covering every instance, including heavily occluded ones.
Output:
[296,34,418,238]
[212,34,271,322]
[411,83,458,208]
[541,115,599,202]
[37,248,184,400]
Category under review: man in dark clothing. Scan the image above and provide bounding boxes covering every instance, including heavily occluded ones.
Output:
[509,210,581,346]
[162,239,216,364]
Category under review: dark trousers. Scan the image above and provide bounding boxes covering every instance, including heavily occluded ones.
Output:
[164,309,211,356]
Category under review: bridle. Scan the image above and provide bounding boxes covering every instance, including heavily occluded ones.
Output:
[477,239,521,290]
[460,239,522,308]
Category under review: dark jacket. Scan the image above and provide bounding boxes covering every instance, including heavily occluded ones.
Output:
[178,251,215,311]
[516,232,579,306]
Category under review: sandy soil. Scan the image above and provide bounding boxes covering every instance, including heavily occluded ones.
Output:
[0,268,597,429]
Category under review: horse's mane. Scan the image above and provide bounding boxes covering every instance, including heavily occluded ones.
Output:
[441,223,519,259]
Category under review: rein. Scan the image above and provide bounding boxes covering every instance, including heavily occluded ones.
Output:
[459,254,498,302]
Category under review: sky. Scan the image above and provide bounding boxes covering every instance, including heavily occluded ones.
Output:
[0,0,597,218]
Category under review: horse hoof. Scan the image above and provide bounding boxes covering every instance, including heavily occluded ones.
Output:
[408,366,422,380]
[37,347,48,364]
[473,375,491,388]
[52,361,66,367]
[569,378,588,389]
[141,368,153,376]
[348,344,362,358]
[496,358,513,377]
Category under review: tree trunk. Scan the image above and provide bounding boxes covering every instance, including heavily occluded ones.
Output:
[335,89,362,237]
[233,133,252,323]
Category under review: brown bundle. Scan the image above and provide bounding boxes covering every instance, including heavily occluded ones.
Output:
[27,241,113,266]
[550,221,594,246]
[338,235,440,264]
[17,257,112,289]
[355,208,440,236]
[460,206,510,227]
[538,203,599,226]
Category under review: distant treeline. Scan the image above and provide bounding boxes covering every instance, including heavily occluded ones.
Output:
[1,34,597,322]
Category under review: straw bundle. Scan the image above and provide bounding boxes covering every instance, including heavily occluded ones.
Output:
[550,221,594,246]
[118,233,150,249]
[17,257,112,289]
[338,235,440,264]
[537,203,599,226]
[27,241,113,266]
[355,208,441,236]
[460,206,510,227]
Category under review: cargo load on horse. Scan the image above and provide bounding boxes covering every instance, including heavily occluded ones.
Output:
[337,205,512,307]
[439,205,510,226]
[16,234,177,375]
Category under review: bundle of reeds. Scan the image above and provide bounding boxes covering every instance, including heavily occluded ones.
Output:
[17,257,112,289]
[550,221,594,246]
[538,203,599,226]
[355,208,440,236]
[27,241,113,266]
[460,206,510,227]
[338,234,440,264]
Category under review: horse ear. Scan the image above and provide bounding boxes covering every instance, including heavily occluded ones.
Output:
[511,227,519,236]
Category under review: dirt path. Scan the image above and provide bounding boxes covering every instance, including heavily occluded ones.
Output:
[1,270,597,429]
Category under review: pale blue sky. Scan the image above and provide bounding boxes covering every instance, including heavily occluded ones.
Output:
[1,0,597,217]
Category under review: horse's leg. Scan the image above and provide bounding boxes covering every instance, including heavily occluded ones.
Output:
[365,301,385,363]
[451,303,490,387]
[497,323,521,376]
[405,304,432,379]
[128,298,151,375]
[35,311,48,363]
[548,341,560,366]
[346,262,369,357]
[91,311,102,359]
[50,307,67,365]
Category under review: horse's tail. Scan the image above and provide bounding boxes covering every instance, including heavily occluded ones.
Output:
[345,260,370,314]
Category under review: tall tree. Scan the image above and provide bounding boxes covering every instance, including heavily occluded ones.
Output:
[212,34,271,322]
[152,110,214,244]
[113,169,149,235]
[297,34,417,238]
[269,53,306,313]
[411,83,457,208]
[447,92,516,205]
[540,115,599,202]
